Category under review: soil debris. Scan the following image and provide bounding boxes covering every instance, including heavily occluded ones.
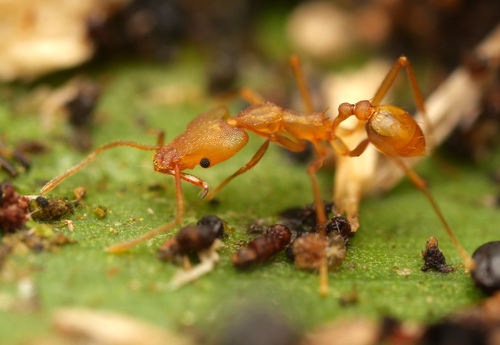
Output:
[93,205,108,219]
[421,237,455,273]
[232,224,291,269]
[278,201,334,235]
[157,215,225,289]
[287,232,346,272]
[28,195,74,221]
[0,183,29,233]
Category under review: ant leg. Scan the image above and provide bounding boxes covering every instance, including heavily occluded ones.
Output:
[178,171,209,198]
[146,129,165,147]
[308,143,329,227]
[307,142,330,297]
[332,137,370,157]
[240,88,266,105]
[207,131,306,199]
[372,56,433,142]
[206,139,270,200]
[40,140,162,195]
[390,156,474,269]
[106,165,185,253]
[289,54,314,113]
[0,155,18,176]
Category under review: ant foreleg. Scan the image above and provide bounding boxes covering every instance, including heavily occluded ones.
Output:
[40,140,162,195]
[106,165,185,253]
[390,156,474,269]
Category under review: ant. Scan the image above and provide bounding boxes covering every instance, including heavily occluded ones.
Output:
[39,55,473,295]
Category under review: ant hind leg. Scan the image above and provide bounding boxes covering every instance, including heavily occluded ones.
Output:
[391,156,473,269]
[372,56,433,145]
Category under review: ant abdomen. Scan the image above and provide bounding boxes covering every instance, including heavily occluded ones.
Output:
[367,105,426,157]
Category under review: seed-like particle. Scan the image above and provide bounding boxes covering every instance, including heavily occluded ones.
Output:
[232,224,291,269]
[471,241,500,295]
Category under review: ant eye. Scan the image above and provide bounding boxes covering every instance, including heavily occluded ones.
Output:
[200,158,211,168]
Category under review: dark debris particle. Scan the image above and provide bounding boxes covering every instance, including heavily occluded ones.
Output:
[419,321,487,345]
[208,198,220,208]
[471,241,500,295]
[0,184,30,233]
[325,214,353,243]
[158,215,226,264]
[147,183,165,192]
[421,237,455,273]
[278,201,334,235]
[65,80,101,152]
[232,224,291,269]
[176,225,217,254]
[197,214,225,238]
[28,196,74,221]
[216,308,300,345]
[0,155,18,177]
[35,196,49,208]
[157,237,182,264]
[88,0,187,61]
[246,218,269,235]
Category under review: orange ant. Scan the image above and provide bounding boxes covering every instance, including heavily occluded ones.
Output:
[39,55,473,295]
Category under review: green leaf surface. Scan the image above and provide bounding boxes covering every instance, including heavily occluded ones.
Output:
[1,53,499,344]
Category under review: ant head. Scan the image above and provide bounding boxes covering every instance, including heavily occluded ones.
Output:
[153,150,177,173]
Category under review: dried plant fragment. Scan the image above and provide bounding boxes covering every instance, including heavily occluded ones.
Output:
[52,307,193,345]
[302,318,379,345]
[0,1,127,81]
[169,239,223,290]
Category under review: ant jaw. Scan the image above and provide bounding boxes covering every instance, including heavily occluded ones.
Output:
[198,184,209,199]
